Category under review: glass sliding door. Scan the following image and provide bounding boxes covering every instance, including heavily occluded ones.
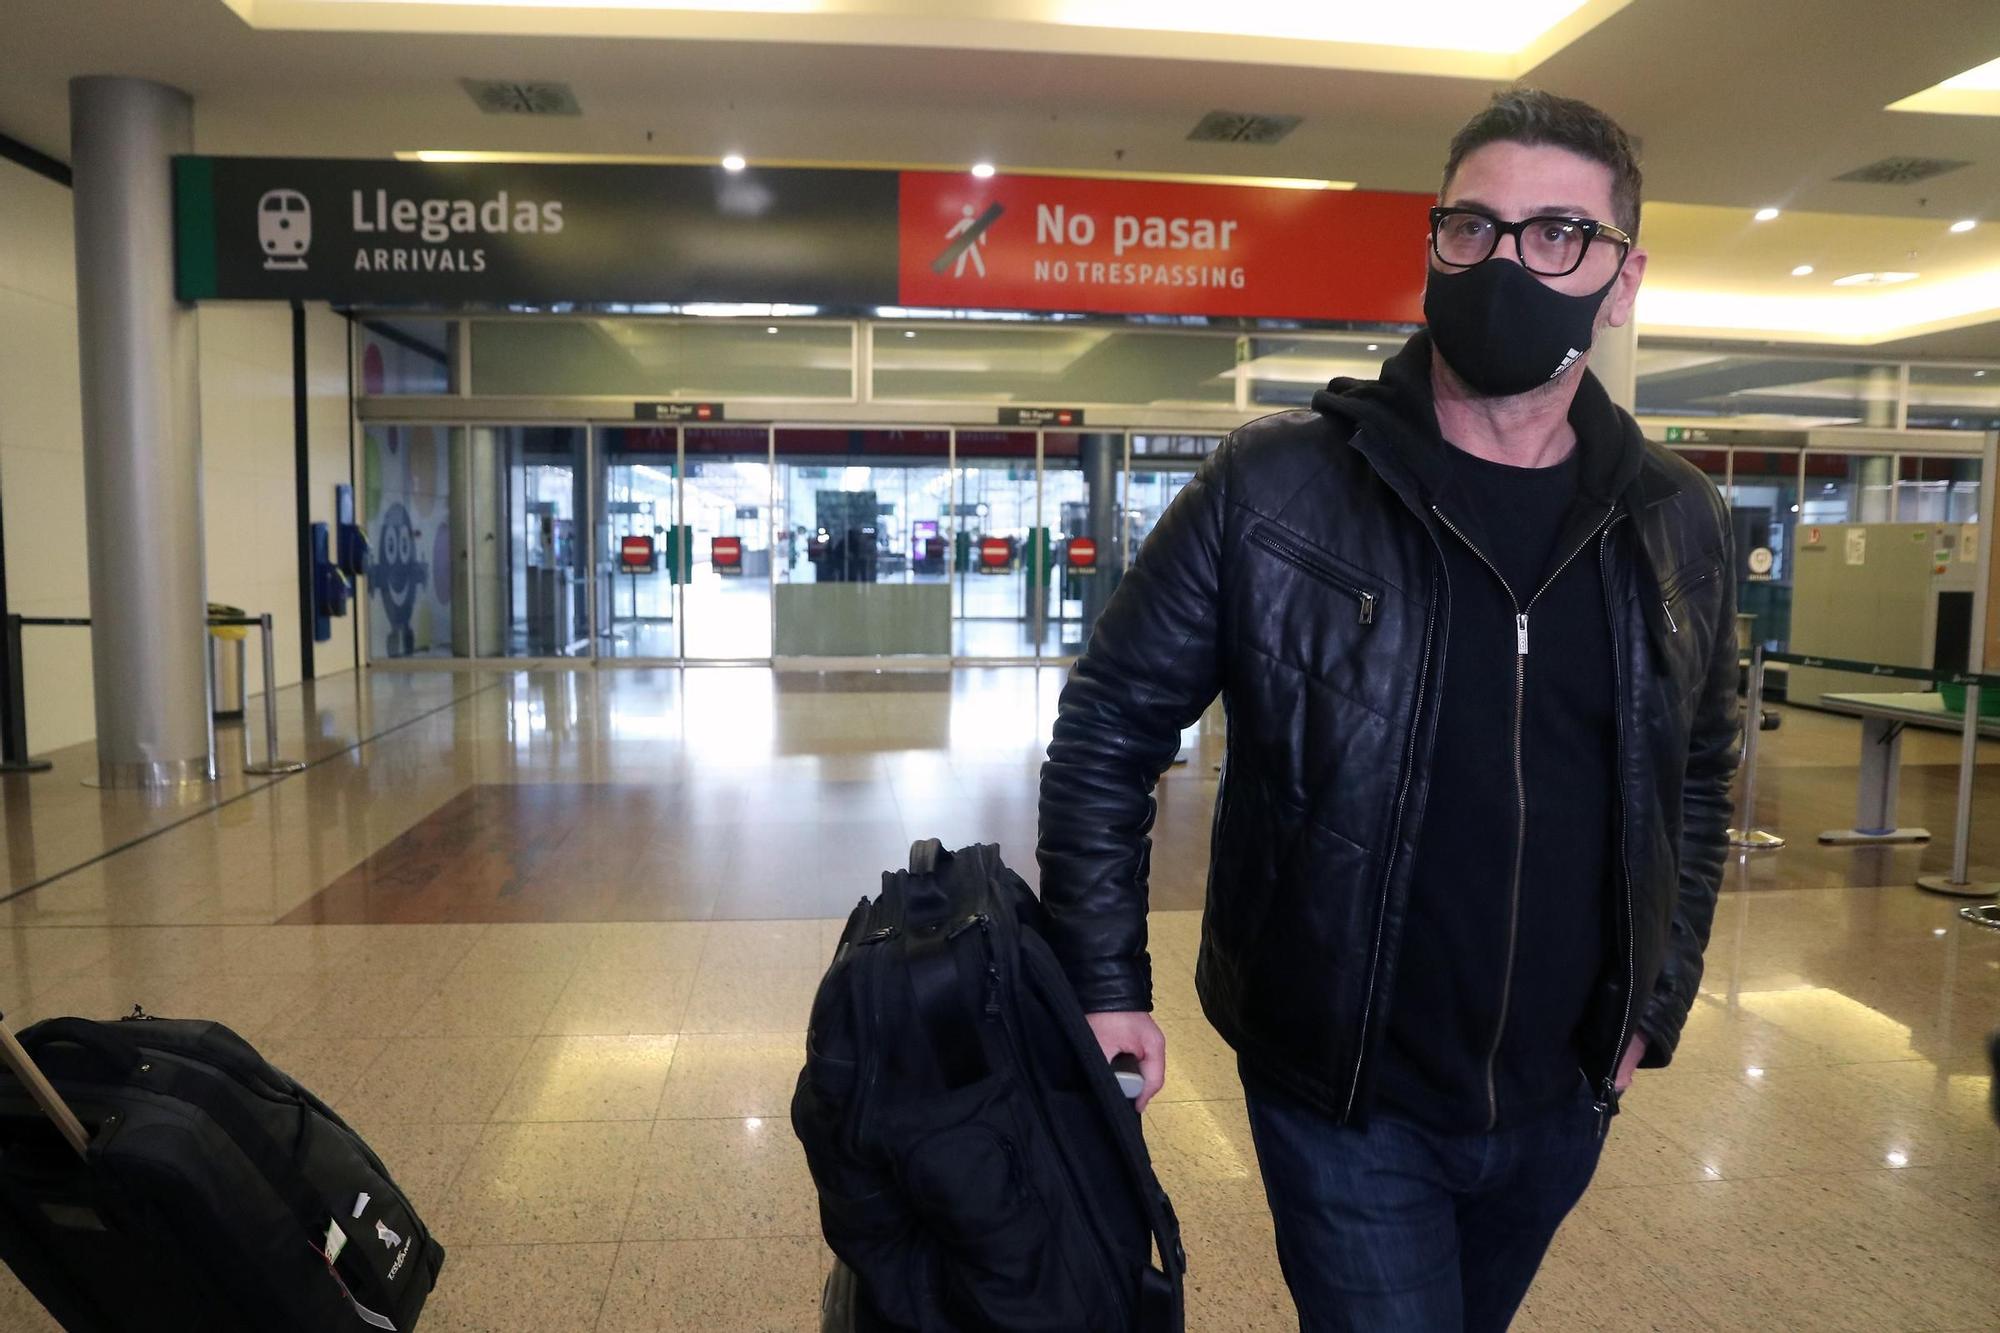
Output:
[470,426,592,658]
[596,426,682,660]
[773,428,953,658]
[953,431,1041,660]
[683,428,775,660]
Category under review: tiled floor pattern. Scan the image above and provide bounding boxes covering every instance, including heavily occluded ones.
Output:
[0,668,1996,1330]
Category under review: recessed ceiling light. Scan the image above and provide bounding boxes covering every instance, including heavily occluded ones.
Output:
[1831,271,1920,286]
[1886,1150,1909,1168]
[904,330,917,338]
[1790,265,1814,277]
[1934,927,1949,936]
[1754,207,1781,222]
[765,326,777,334]
[1366,343,1380,351]
[1976,370,1988,377]
[1746,1067,1765,1078]
[721,154,746,172]
[1950,218,1978,233]
[971,162,996,179]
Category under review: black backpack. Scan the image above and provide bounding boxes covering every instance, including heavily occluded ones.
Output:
[793,840,1185,1333]
[0,1012,445,1332]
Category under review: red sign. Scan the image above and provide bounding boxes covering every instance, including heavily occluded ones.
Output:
[898,172,1430,322]
[1067,538,1098,571]
[712,536,743,571]
[620,534,655,571]
[979,537,1012,570]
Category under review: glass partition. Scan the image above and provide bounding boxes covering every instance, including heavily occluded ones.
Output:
[1724,450,1800,651]
[870,324,1237,409]
[1802,452,1895,525]
[1637,351,1899,427]
[468,318,854,399]
[1895,455,1982,524]
[1905,366,2000,431]
[1244,334,1396,408]
[357,320,454,396]
[363,424,461,659]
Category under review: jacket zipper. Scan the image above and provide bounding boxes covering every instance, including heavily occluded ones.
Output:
[1596,515,1637,1135]
[1249,524,1379,625]
[1431,502,1614,1132]
[1341,570,1438,1121]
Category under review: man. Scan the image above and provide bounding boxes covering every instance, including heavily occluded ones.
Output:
[1038,89,1738,1332]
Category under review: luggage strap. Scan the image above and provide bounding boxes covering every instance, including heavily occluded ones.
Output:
[900,848,992,1091]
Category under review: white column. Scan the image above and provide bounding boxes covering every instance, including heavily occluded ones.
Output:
[70,77,213,786]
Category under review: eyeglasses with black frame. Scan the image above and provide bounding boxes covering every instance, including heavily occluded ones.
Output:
[1428,207,1633,278]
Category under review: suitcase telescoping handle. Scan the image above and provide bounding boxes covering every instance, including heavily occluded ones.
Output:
[0,1016,91,1159]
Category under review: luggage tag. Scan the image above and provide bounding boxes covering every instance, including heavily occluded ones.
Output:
[315,1216,399,1331]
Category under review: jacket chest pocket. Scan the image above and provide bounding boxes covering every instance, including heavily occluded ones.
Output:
[1652,555,1724,700]
[1247,523,1380,627]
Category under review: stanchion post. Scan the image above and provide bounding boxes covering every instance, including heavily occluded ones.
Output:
[0,614,53,773]
[1920,427,1998,900]
[1727,643,1783,850]
[241,612,305,777]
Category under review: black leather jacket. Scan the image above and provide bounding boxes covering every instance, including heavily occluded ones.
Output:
[1038,335,1739,1124]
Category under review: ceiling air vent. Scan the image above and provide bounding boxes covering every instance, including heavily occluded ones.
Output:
[1187,111,1303,145]
[460,80,582,116]
[1834,156,1969,185]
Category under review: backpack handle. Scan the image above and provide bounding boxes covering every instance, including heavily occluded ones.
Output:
[908,838,945,875]
[0,1018,91,1159]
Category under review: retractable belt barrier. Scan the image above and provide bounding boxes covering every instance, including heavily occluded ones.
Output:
[5,613,305,778]
[1729,643,1999,906]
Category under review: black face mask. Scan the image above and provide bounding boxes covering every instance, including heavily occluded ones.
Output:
[1423,259,1619,398]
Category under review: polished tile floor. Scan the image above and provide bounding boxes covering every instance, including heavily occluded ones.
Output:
[2,668,1997,1331]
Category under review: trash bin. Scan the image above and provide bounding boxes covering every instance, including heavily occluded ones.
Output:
[207,602,248,723]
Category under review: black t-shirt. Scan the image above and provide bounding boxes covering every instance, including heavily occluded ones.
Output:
[1373,442,1620,1133]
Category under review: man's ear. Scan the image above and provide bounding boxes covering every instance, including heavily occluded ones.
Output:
[1604,247,1647,329]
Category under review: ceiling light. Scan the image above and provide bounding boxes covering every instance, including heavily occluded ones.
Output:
[722,154,746,172]
[1754,207,1781,222]
[1831,271,1920,286]
[971,162,996,179]
[1745,1066,1765,1078]
[1885,1150,1909,1168]
[1366,343,1380,351]
[904,330,917,338]
[1950,219,1977,233]
[1790,265,1814,277]
[765,326,778,334]
[1934,927,1949,936]
[1977,370,1988,377]
[1888,55,2000,115]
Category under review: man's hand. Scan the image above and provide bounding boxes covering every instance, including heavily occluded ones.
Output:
[1085,1011,1167,1112]
[1614,1032,1648,1093]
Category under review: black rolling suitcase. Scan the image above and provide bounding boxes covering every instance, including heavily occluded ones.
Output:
[0,1011,444,1331]
[796,839,1185,1333]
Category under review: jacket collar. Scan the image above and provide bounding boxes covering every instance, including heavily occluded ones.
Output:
[1311,330,1659,519]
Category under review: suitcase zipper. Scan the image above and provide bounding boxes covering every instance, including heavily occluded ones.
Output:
[974,904,1129,1325]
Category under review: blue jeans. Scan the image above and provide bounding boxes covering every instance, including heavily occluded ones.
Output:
[1242,1070,1607,1332]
